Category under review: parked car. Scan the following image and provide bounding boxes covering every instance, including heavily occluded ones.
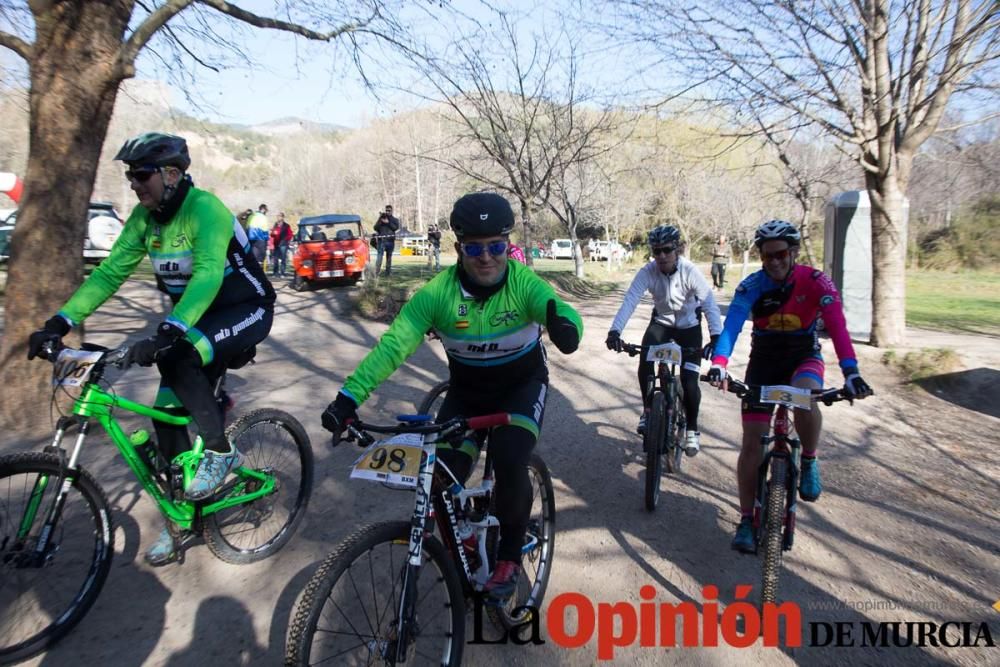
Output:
[551,238,575,260]
[291,214,369,291]
[0,202,124,265]
[0,218,12,263]
[84,201,124,264]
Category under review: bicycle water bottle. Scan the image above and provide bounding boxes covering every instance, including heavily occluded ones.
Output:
[129,429,160,471]
[457,519,480,571]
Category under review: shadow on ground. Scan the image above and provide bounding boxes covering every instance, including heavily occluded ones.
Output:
[914,367,1000,419]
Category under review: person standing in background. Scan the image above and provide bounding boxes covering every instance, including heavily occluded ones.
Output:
[711,234,730,290]
[269,212,293,277]
[373,207,399,276]
[247,203,270,265]
[427,222,442,271]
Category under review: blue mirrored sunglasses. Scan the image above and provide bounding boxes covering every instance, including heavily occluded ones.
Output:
[462,240,508,257]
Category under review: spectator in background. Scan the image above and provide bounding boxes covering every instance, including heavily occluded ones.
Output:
[269,212,293,277]
[711,234,730,290]
[427,223,442,271]
[373,209,399,276]
[508,241,527,265]
[237,208,253,230]
[247,203,270,265]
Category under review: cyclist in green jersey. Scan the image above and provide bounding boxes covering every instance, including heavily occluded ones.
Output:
[27,132,276,564]
[322,192,583,600]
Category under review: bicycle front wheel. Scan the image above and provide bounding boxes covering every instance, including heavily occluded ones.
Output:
[486,453,556,631]
[417,380,450,418]
[643,392,667,511]
[760,458,788,606]
[285,521,464,666]
[0,452,114,663]
[204,409,314,564]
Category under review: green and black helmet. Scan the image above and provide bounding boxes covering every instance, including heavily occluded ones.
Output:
[114,132,191,171]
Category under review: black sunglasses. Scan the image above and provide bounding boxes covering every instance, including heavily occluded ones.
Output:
[125,167,159,183]
[652,246,677,256]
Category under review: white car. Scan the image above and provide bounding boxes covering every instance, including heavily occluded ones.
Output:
[551,239,574,259]
[84,202,124,263]
[1,202,124,264]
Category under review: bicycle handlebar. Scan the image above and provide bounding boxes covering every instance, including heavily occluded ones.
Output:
[616,341,702,358]
[699,374,850,406]
[343,412,511,447]
[40,341,130,370]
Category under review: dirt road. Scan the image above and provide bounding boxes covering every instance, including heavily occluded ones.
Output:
[4,277,998,666]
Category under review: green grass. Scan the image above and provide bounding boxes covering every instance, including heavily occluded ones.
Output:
[906,269,1000,336]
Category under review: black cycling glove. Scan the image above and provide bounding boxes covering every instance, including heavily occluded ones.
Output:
[124,322,184,369]
[605,330,623,352]
[322,392,359,444]
[27,315,71,360]
[546,299,580,354]
[844,372,873,399]
[702,334,719,361]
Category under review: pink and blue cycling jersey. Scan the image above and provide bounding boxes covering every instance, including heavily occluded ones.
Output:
[711,264,858,377]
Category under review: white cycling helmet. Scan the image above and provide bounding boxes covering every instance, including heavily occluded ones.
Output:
[754,219,801,248]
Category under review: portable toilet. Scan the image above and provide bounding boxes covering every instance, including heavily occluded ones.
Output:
[823,190,908,343]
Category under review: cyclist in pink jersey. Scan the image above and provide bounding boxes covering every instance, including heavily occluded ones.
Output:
[706,220,872,553]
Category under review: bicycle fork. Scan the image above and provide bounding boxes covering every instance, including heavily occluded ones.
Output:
[16,419,90,567]
[386,444,436,663]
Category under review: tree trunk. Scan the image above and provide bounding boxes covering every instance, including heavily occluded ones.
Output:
[798,201,817,266]
[866,173,907,347]
[518,198,535,268]
[0,4,128,434]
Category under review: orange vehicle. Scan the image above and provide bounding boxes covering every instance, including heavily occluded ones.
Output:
[291,214,369,291]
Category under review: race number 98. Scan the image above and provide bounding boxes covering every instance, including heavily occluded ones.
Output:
[368,447,408,473]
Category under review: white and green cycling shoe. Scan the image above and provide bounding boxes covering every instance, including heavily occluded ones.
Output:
[185,445,245,501]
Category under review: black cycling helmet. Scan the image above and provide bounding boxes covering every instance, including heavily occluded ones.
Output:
[114,132,191,171]
[647,225,682,247]
[754,219,801,248]
[450,192,515,239]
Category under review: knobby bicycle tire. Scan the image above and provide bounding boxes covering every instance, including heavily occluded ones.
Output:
[417,380,450,417]
[665,380,685,475]
[643,392,667,511]
[485,453,556,631]
[204,409,314,564]
[285,521,464,666]
[0,452,114,664]
[760,457,788,606]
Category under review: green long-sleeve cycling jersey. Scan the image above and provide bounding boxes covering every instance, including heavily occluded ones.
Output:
[59,187,274,333]
[342,261,583,405]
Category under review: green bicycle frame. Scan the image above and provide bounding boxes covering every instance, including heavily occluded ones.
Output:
[40,380,275,531]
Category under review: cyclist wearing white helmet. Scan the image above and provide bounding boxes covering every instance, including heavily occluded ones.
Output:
[706,219,872,553]
[606,224,722,456]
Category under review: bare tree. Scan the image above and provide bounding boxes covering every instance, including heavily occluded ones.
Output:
[611,0,1000,345]
[0,0,402,432]
[398,13,630,268]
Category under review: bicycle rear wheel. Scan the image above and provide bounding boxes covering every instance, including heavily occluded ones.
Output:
[0,452,114,663]
[485,453,556,631]
[285,521,464,666]
[417,380,450,418]
[760,458,788,606]
[204,409,313,564]
[643,392,667,511]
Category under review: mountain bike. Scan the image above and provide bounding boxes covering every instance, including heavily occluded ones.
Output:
[618,341,696,511]
[1,342,313,663]
[705,376,853,606]
[285,407,555,666]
